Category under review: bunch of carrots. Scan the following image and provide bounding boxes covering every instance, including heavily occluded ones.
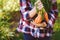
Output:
[31,0,52,27]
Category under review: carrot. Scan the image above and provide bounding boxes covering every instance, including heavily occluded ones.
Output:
[44,12,49,22]
[34,13,42,24]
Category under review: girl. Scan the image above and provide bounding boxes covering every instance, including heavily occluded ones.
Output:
[17,0,58,40]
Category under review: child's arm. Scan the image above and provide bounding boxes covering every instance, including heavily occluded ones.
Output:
[20,0,43,20]
[29,0,43,18]
[48,0,58,27]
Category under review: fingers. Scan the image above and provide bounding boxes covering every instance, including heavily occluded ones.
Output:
[35,0,41,5]
[42,22,47,27]
[35,0,43,10]
[37,3,43,10]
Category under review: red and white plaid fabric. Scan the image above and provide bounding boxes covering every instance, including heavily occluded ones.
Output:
[17,0,58,38]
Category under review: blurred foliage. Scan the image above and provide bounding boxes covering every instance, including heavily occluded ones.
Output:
[3,0,19,12]
[0,27,14,40]
[0,0,20,40]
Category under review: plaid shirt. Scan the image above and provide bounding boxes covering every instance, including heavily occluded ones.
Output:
[17,0,58,38]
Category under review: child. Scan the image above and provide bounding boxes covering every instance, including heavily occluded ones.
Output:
[17,0,58,40]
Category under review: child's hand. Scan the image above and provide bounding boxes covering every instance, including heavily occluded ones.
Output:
[35,0,43,10]
[35,0,41,5]
[42,22,47,27]
[31,21,47,28]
